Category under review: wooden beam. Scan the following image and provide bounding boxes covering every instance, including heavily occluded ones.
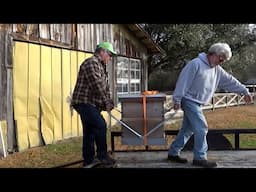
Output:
[71,24,77,49]
[11,32,72,50]
[6,33,15,152]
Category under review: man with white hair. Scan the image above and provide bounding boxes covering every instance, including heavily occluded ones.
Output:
[167,43,252,168]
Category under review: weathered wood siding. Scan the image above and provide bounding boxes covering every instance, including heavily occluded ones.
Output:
[76,24,113,52]
[8,24,147,57]
[113,25,147,58]
[11,24,72,45]
[0,31,7,120]
[0,23,153,152]
[112,25,148,92]
[0,30,15,151]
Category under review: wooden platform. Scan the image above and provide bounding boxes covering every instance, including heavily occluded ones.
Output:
[112,150,256,168]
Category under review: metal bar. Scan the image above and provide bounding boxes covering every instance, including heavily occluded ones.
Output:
[113,108,122,114]
[145,111,177,137]
[108,113,142,138]
[142,94,147,145]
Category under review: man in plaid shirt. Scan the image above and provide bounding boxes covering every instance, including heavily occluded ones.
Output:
[72,42,116,167]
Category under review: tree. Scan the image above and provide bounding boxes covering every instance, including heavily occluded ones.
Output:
[144,24,256,82]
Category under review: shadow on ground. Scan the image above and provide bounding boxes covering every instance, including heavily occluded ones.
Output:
[183,133,233,150]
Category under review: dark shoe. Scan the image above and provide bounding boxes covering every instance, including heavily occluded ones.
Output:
[83,159,102,168]
[192,159,217,168]
[167,155,188,163]
[99,155,116,166]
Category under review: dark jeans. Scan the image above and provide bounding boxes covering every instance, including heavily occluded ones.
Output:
[73,103,107,165]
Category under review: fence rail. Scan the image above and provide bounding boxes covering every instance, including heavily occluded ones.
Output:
[165,88,255,111]
[202,93,254,110]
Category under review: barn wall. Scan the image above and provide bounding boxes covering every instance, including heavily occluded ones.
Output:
[113,24,148,58]
[0,24,154,152]
[76,24,113,52]
[0,31,7,120]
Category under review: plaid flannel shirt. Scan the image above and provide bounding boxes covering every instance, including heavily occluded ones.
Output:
[71,55,111,111]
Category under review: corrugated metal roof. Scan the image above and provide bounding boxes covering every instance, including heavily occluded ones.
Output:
[125,24,165,55]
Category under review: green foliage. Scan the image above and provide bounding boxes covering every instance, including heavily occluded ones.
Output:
[148,70,179,91]
[144,24,256,85]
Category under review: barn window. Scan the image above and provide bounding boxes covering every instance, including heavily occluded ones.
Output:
[116,56,141,98]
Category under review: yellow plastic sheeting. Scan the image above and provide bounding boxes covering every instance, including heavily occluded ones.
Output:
[13,41,98,150]
[41,46,52,103]
[28,117,43,147]
[51,48,62,141]
[13,42,30,151]
[70,51,78,137]
[40,46,54,144]
[28,44,40,118]
[16,118,29,151]
[76,52,88,136]
[40,97,54,144]
[27,44,43,147]
[13,42,28,119]
[62,49,72,138]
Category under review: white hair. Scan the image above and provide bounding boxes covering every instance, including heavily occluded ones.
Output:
[208,43,232,61]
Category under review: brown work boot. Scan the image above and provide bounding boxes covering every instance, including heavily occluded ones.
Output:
[167,155,188,163]
[192,159,217,168]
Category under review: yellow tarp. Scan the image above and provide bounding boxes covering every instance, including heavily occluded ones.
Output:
[16,118,29,151]
[62,49,72,138]
[13,41,113,151]
[13,42,28,118]
[28,44,43,147]
[70,51,78,137]
[40,46,54,144]
[40,96,54,144]
[51,48,62,141]
[13,42,30,151]
[28,117,42,147]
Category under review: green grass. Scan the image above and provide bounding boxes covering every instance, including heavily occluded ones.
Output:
[224,134,256,149]
[231,121,256,128]
[46,137,82,155]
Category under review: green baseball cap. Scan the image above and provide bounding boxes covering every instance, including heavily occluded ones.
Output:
[97,42,117,56]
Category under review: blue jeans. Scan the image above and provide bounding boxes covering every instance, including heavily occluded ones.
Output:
[73,103,107,165]
[168,98,208,160]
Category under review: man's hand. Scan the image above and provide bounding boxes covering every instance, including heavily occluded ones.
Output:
[106,100,114,112]
[173,103,180,111]
[244,94,252,104]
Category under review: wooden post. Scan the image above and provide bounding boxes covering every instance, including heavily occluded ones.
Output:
[0,31,6,121]
[71,24,77,49]
[6,33,15,153]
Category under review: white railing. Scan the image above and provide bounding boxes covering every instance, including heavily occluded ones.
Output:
[165,92,255,111]
[202,93,253,110]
